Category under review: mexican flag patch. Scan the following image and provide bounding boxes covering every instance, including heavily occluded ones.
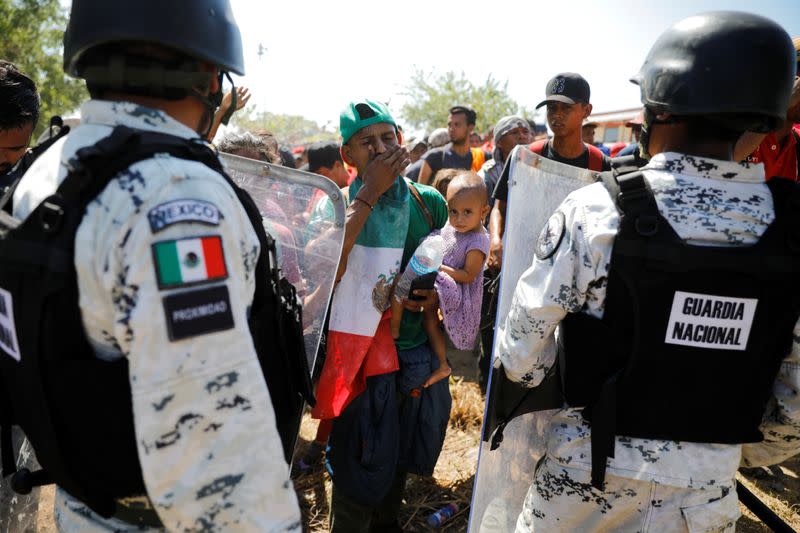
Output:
[152,235,228,289]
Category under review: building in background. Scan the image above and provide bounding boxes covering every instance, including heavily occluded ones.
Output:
[586,107,641,145]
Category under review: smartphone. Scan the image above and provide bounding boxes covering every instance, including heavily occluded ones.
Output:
[408,271,438,301]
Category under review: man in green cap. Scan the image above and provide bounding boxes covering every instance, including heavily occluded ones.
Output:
[311,99,451,532]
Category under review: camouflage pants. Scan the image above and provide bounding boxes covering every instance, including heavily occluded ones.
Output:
[515,456,740,533]
[55,489,165,533]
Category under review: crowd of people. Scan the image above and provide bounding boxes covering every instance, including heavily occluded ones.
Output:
[0,2,799,533]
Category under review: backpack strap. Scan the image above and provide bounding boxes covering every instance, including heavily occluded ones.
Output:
[586,143,605,172]
[407,179,434,231]
[530,139,547,155]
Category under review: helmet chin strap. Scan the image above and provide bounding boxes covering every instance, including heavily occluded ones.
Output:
[638,107,657,161]
[638,107,679,161]
[193,71,236,138]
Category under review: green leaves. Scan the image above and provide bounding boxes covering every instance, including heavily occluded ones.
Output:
[0,0,88,137]
[400,69,531,134]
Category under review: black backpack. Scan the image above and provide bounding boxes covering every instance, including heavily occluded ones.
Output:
[0,125,314,519]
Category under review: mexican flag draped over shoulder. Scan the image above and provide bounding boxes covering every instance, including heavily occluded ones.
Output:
[311,177,410,420]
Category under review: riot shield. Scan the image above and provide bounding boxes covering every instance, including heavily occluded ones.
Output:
[469,146,597,532]
[220,153,345,372]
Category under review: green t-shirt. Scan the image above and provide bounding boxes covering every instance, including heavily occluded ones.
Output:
[309,180,447,351]
[396,181,448,351]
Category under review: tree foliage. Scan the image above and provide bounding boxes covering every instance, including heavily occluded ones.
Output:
[400,69,530,135]
[0,0,88,136]
[233,110,338,146]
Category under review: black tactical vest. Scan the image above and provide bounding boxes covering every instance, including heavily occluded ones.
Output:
[559,169,800,488]
[0,126,314,521]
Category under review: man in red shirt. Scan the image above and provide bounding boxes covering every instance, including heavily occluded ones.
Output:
[737,37,800,180]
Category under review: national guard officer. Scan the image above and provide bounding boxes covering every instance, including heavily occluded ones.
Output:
[0,0,302,531]
[495,11,800,532]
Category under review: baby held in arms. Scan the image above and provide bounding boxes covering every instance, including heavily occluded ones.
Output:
[391,172,490,388]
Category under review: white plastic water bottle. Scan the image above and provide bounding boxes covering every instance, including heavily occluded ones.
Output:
[394,234,444,302]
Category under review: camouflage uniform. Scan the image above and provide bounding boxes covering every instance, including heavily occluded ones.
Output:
[498,152,800,532]
[14,100,301,532]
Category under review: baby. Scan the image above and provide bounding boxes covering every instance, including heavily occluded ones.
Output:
[392,171,490,388]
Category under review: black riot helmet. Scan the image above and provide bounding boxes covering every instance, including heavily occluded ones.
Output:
[631,11,795,134]
[64,0,244,77]
[63,0,244,129]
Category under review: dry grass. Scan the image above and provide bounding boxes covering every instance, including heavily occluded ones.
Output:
[448,377,486,432]
[736,463,800,532]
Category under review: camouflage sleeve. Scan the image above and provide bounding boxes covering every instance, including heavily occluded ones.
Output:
[109,172,300,530]
[741,318,800,467]
[497,195,609,386]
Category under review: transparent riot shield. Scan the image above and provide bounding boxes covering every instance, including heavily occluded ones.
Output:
[0,429,45,533]
[469,146,597,532]
[220,154,345,373]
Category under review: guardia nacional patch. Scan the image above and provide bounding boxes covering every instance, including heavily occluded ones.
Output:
[534,211,566,260]
[152,235,228,289]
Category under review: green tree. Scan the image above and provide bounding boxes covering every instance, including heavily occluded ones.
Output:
[400,69,530,135]
[233,110,338,146]
[0,0,88,136]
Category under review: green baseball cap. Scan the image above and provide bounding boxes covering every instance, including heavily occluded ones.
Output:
[339,99,397,145]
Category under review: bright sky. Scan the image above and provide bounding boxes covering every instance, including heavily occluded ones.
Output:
[228,0,799,134]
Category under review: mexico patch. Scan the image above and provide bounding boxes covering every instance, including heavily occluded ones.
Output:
[664,291,758,351]
[148,199,220,233]
[152,235,228,289]
[162,285,234,341]
[534,211,566,260]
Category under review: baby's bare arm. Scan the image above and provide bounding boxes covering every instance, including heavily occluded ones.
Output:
[440,249,486,284]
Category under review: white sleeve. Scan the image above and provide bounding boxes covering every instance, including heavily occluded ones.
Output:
[497,195,609,386]
[110,171,300,531]
[741,317,800,468]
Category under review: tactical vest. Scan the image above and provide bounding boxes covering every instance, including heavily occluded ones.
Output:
[560,169,800,488]
[0,126,314,523]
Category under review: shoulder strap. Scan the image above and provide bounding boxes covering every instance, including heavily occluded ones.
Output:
[530,139,547,155]
[597,163,642,207]
[586,144,605,172]
[615,171,658,217]
[58,126,223,205]
[605,169,662,238]
[793,130,800,180]
[406,179,434,231]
